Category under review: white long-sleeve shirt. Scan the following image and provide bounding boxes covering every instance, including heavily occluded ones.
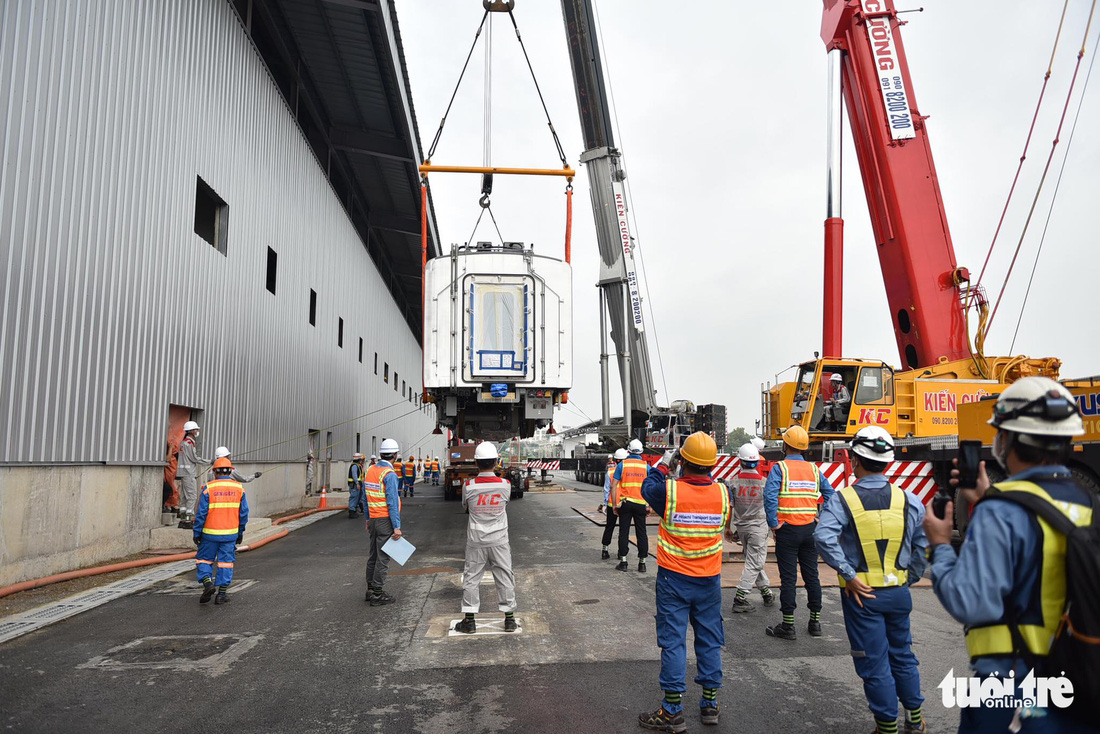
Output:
[176,437,209,479]
[462,472,511,548]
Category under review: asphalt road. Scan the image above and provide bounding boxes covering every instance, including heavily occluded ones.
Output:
[0,477,969,733]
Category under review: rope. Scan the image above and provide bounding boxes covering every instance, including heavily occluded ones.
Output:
[986,0,1097,334]
[969,1,1070,311]
[426,10,489,162]
[505,9,568,166]
[1010,26,1100,352]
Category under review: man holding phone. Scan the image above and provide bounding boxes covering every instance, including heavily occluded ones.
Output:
[923,377,1096,732]
[814,426,929,734]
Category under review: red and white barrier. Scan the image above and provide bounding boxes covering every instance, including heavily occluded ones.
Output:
[712,455,938,504]
[525,460,561,471]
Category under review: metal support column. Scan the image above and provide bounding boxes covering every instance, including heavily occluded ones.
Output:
[823,47,845,359]
[621,282,633,438]
[599,289,611,427]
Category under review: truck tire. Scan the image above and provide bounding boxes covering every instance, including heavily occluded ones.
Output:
[1070,464,1100,493]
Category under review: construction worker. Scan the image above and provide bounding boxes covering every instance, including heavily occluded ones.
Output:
[814,426,929,734]
[210,446,262,484]
[416,458,424,483]
[347,453,365,518]
[826,373,852,430]
[725,443,775,613]
[176,421,209,529]
[193,457,248,605]
[600,449,628,559]
[637,432,729,731]
[612,438,650,572]
[923,377,1097,733]
[364,438,403,605]
[751,436,773,477]
[454,442,518,634]
[404,454,417,497]
[305,448,316,496]
[369,454,377,467]
[430,456,440,485]
[763,424,835,640]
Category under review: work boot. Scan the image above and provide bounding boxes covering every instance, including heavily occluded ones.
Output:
[454,617,476,634]
[638,560,647,573]
[808,620,823,637]
[765,623,797,640]
[601,549,610,560]
[369,591,396,606]
[177,520,193,530]
[700,705,720,726]
[504,616,517,633]
[731,596,756,613]
[903,720,929,733]
[638,706,687,733]
[214,592,230,605]
[199,578,215,604]
[616,560,629,572]
[761,590,776,607]
[348,510,356,519]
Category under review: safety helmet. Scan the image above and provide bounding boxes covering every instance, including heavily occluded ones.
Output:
[474,442,499,461]
[737,443,760,462]
[627,438,644,454]
[613,448,629,461]
[606,453,614,460]
[352,452,364,461]
[850,426,895,463]
[989,377,1083,439]
[183,421,199,432]
[213,457,233,470]
[680,432,718,467]
[214,446,231,459]
[370,455,377,460]
[751,437,766,453]
[830,373,844,382]
[782,425,810,451]
[379,438,400,456]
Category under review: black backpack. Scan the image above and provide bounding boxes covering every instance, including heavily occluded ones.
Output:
[991,488,1100,722]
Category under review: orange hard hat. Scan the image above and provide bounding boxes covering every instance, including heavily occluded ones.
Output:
[782,425,810,451]
[679,431,718,467]
[213,457,233,470]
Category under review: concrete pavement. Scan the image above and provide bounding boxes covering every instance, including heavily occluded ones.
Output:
[0,477,968,733]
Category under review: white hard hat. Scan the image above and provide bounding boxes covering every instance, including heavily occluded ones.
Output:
[214,446,231,459]
[627,439,643,454]
[183,421,199,432]
[613,448,629,460]
[989,376,1083,439]
[380,438,400,455]
[606,454,614,460]
[751,437,766,453]
[352,452,364,460]
[474,442,499,460]
[737,443,760,462]
[370,455,377,460]
[850,426,896,463]
[830,373,844,382]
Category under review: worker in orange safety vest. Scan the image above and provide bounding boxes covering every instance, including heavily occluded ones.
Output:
[193,457,249,605]
[611,438,651,572]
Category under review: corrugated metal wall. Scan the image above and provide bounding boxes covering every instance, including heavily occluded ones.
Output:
[0,0,444,464]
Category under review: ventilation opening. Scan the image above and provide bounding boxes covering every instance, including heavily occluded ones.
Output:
[338,318,344,348]
[194,177,228,255]
[897,309,911,334]
[309,289,317,326]
[265,247,277,294]
[905,344,919,370]
[358,338,363,364]
[374,353,379,375]
[384,363,389,383]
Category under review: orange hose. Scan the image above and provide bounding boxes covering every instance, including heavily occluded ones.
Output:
[272,507,347,525]
[236,528,289,551]
[564,186,572,264]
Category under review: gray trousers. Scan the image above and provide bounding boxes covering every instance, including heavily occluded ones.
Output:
[177,475,198,515]
[735,521,771,592]
[366,517,394,590]
[462,543,517,614]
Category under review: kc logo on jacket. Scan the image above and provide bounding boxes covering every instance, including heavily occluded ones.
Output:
[475,493,504,506]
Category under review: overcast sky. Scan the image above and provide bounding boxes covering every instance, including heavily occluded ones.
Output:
[399,1,1100,435]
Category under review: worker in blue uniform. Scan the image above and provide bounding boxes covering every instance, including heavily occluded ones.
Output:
[193,457,249,605]
[923,377,1098,734]
[814,426,929,734]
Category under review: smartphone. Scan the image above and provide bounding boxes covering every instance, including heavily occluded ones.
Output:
[957,440,982,489]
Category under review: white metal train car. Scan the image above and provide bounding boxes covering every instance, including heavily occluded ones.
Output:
[424,241,572,440]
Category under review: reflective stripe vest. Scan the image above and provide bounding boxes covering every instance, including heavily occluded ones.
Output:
[405,461,416,478]
[965,480,1093,661]
[393,460,404,478]
[618,456,648,505]
[836,484,909,588]
[777,460,822,526]
[365,465,399,519]
[657,478,729,577]
[200,478,245,536]
[430,460,440,472]
[347,463,362,488]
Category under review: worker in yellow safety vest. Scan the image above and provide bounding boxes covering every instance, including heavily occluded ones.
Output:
[924,377,1098,731]
[430,457,440,485]
[611,438,650,572]
[364,438,404,606]
[636,432,729,731]
[403,454,416,498]
[763,425,835,640]
[192,457,249,605]
[814,426,930,734]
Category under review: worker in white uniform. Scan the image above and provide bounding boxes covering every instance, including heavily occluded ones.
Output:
[176,421,210,528]
[209,447,262,484]
[454,442,518,634]
[725,443,776,613]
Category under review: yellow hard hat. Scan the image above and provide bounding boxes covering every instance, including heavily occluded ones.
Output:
[782,425,810,451]
[679,432,718,467]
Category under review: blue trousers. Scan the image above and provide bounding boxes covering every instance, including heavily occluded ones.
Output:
[196,537,237,587]
[840,586,923,722]
[348,486,365,512]
[431,471,439,485]
[655,567,724,712]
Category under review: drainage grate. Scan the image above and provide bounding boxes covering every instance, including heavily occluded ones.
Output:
[21,604,82,621]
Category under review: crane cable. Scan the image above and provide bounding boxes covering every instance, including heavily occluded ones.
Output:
[985,0,1098,336]
[425,10,489,163]
[1010,26,1100,353]
[504,8,568,167]
[969,0,1071,312]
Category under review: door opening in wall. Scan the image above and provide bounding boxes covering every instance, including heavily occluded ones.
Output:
[307,430,319,496]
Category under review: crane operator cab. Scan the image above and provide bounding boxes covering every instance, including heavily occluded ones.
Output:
[772,359,897,443]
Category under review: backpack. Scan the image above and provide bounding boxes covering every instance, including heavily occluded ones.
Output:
[991,488,1100,722]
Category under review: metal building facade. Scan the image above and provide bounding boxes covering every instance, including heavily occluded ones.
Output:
[0,0,443,465]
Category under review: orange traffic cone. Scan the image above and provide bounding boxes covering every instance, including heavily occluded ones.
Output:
[319,487,328,509]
